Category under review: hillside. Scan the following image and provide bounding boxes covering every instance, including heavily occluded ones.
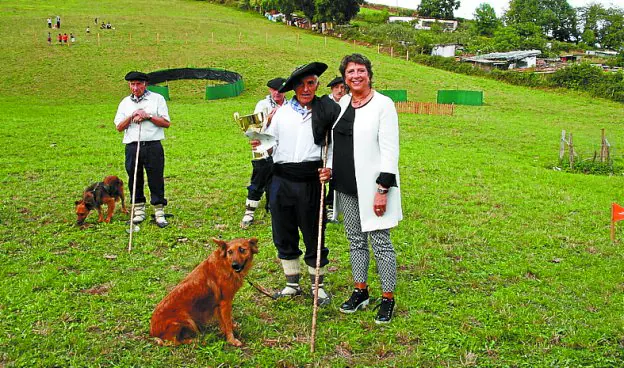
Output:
[1,0,623,366]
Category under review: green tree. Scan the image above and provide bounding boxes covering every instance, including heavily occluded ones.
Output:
[417,0,461,19]
[505,0,577,42]
[599,7,624,50]
[473,3,500,37]
[314,0,363,24]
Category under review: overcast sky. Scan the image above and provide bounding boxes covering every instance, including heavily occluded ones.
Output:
[365,0,623,19]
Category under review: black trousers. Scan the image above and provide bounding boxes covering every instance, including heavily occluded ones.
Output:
[125,141,167,206]
[247,156,273,203]
[269,175,328,268]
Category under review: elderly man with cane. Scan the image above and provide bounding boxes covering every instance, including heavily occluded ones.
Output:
[114,71,171,228]
[251,62,339,306]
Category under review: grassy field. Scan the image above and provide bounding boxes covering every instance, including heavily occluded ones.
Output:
[1,0,624,366]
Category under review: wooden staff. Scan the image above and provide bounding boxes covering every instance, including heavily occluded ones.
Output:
[310,133,329,353]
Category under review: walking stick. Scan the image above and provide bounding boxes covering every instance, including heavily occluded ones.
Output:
[310,133,329,353]
[127,122,142,252]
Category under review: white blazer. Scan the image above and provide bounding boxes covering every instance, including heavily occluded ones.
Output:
[329,92,402,232]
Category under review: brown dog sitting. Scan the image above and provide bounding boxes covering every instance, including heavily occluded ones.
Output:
[75,175,127,225]
[150,238,259,347]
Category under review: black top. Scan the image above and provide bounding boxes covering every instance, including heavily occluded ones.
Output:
[331,104,357,196]
[332,96,398,196]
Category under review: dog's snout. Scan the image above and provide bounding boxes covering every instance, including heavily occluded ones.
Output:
[231,262,244,272]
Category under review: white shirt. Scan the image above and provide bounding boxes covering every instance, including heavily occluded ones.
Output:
[265,103,321,164]
[114,91,170,144]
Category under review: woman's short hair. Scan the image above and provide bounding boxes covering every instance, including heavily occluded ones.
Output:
[339,53,373,87]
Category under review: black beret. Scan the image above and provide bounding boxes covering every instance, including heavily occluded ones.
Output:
[278,62,328,93]
[267,77,286,90]
[124,71,149,82]
[326,76,344,88]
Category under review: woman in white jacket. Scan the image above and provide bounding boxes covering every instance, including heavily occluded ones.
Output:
[321,54,402,324]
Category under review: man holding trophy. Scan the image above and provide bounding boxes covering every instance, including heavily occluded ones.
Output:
[240,77,286,229]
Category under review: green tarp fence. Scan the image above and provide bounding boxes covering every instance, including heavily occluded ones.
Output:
[437,90,483,106]
[146,68,244,100]
[378,90,408,102]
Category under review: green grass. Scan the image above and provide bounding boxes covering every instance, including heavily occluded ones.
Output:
[2,0,624,366]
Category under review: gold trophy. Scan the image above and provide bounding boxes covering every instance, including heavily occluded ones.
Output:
[233,111,276,160]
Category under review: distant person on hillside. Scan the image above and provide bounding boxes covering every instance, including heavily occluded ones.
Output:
[47,18,52,28]
[100,22,106,29]
[94,17,98,25]
[252,62,339,305]
[47,32,51,45]
[57,33,62,45]
[114,71,172,228]
[70,33,75,43]
[56,15,60,29]
[86,26,90,34]
[239,77,286,229]
[62,33,68,44]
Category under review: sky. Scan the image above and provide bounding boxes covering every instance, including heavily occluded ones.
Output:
[365,0,623,19]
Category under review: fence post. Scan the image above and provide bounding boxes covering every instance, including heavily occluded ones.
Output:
[406,50,409,61]
[559,130,566,161]
[569,133,574,168]
[391,47,393,58]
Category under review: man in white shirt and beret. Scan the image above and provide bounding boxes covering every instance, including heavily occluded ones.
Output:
[114,71,171,228]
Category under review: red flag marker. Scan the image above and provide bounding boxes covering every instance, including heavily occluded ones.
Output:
[611,203,624,242]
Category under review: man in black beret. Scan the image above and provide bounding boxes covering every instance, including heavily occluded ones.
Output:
[327,76,346,103]
[114,71,172,228]
[252,62,339,306]
[240,77,287,229]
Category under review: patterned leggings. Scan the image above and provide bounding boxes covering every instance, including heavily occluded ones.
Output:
[338,192,397,293]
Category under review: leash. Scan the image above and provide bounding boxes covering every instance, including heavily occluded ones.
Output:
[127,122,142,252]
[310,132,329,353]
[246,278,277,300]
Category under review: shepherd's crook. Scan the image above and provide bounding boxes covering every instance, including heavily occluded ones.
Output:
[127,122,142,252]
[310,133,329,353]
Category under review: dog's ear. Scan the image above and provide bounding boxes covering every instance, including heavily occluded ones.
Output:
[212,238,228,257]
[248,238,259,254]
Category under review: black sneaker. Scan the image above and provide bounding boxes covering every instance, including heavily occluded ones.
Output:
[374,297,395,324]
[339,288,369,314]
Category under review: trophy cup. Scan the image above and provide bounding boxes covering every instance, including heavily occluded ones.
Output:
[233,111,276,160]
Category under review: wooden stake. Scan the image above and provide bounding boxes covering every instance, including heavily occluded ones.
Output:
[97,32,100,46]
[391,47,394,58]
[185,32,188,45]
[239,32,242,45]
[600,128,606,162]
[406,50,409,61]
[211,32,214,43]
[129,33,132,42]
[353,39,356,47]
[611,220,616,242]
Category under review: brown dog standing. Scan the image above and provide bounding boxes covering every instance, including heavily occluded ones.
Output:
[75,175,127,225]
[150,238,259,347]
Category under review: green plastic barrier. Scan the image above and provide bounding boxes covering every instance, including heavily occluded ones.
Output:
[378,90,408,102]
[205,78,245,100]
[147,85,170,101]
[437,90,483,106]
